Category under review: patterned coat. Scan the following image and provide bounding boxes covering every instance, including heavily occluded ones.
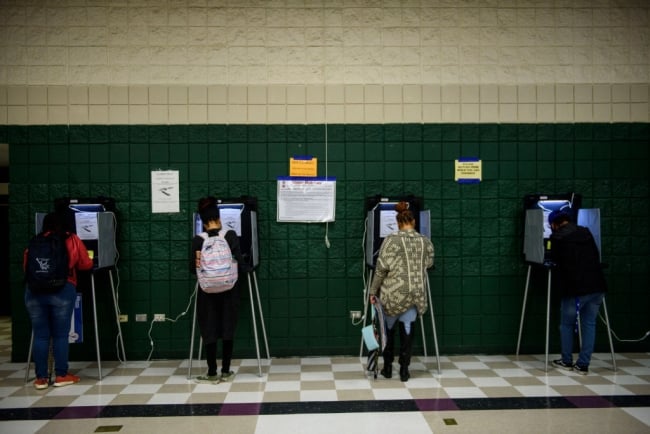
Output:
[369,229,434,317]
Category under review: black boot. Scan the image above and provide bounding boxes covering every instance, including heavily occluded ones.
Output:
[398,322,415,382]
[381,326,395,378]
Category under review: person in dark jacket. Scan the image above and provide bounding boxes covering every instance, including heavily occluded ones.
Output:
[548,210,607,375]
[191,196,249,384]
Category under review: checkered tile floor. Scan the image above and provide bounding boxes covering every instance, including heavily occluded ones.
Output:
[1,316,649,434]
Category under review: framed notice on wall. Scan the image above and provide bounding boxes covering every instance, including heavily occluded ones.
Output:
[277,177,336,223]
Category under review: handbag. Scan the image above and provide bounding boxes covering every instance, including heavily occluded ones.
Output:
[362,324,379,351]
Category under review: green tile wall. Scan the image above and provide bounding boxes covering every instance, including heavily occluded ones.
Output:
[6,123,650,362]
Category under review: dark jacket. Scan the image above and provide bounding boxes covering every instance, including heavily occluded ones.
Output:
[549,222,607,297]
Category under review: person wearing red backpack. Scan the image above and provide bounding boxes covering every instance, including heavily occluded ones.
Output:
[191,196,249,383]
[24,212,93,389]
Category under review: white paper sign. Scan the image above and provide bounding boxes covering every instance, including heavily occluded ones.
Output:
[379,210,398,237]
[74,212,98,240]
[220,207,243,236]
[277,177,336,223]
[151,170,180,213]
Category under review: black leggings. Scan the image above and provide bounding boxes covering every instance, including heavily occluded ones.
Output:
[205,340,234,376]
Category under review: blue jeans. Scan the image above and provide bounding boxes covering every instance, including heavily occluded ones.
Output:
[559,292,605,368]
[385,306,417,334]
[24,283,76,379]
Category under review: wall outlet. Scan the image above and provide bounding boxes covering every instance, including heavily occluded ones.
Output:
[119,314,128,323]
[135,313,147,322]
[153,313,165,322]
[349,310,362,320]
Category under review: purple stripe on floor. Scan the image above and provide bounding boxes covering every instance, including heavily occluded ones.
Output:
[415,398,459,411]
[566,395,616,408]
[219,402,262,416]
[55,405,104,419]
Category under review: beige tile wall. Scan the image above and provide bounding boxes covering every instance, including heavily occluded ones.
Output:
[0,1,648,124]
[1,83,648,124]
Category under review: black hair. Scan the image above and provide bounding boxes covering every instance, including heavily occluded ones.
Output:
[197,196,220,224]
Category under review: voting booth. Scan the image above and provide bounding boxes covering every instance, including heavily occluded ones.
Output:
[517,193,615,371]
[188,196,269,378]
[360,195,440,374]
[26,197,125,382]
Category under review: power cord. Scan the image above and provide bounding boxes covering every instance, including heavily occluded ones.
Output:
[108,212,126,364]
[350,217,369,327]
[146,285,197,361]
[600,313,650,343]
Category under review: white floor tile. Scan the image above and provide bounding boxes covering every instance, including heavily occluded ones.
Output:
[120,384,163,394]
[334,379,372,390]
[602,374,649,385]
[453,361,490,370]
[299,390,338,401]
[470,377,511,387]
[224,391,265,403]
[0,420,48,434]
[494,368,533,377]
[539,375,581,386]
[585,384,634,395]
[622,407,650,427]
[148,393,191,404]
[372,387,413,400]
[300,372,334,381]
[0,396,42,409]
[97,375,138,385]
[514,385,562,397]
[70,393,117,406]
[140,367,178,376]
[444,387,487,398]
[264,381,301,392]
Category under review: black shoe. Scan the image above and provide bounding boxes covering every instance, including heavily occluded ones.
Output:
[552,359,573,371]
[573,364,588,375]
[380,365,392,379]
[399,365,410,382]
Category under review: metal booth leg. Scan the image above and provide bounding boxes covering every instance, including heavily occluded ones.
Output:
[544,268,552,372]
[24,332,34,383]
[90,273,103,380]
[602,296,617,371]
[247,272,262,377]
[425,274,441,375]
[516,265,532,356]
[187,282,199,379]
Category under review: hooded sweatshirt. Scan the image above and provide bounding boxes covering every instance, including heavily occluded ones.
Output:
[549,222,607,297]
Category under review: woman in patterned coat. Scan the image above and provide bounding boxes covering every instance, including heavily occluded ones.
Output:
[369,201,434,381]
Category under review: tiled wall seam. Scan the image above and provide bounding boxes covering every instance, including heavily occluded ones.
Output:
[1,84,649,125]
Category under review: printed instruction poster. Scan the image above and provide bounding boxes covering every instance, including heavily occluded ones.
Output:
[74,212,99,240]
[277,177,336,222]
[151,170,180,213]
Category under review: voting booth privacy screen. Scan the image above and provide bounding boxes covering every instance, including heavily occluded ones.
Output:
[35,197,118,270]
[364,195,430,267]
[193,196,259,268]
[522,193,582,265]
